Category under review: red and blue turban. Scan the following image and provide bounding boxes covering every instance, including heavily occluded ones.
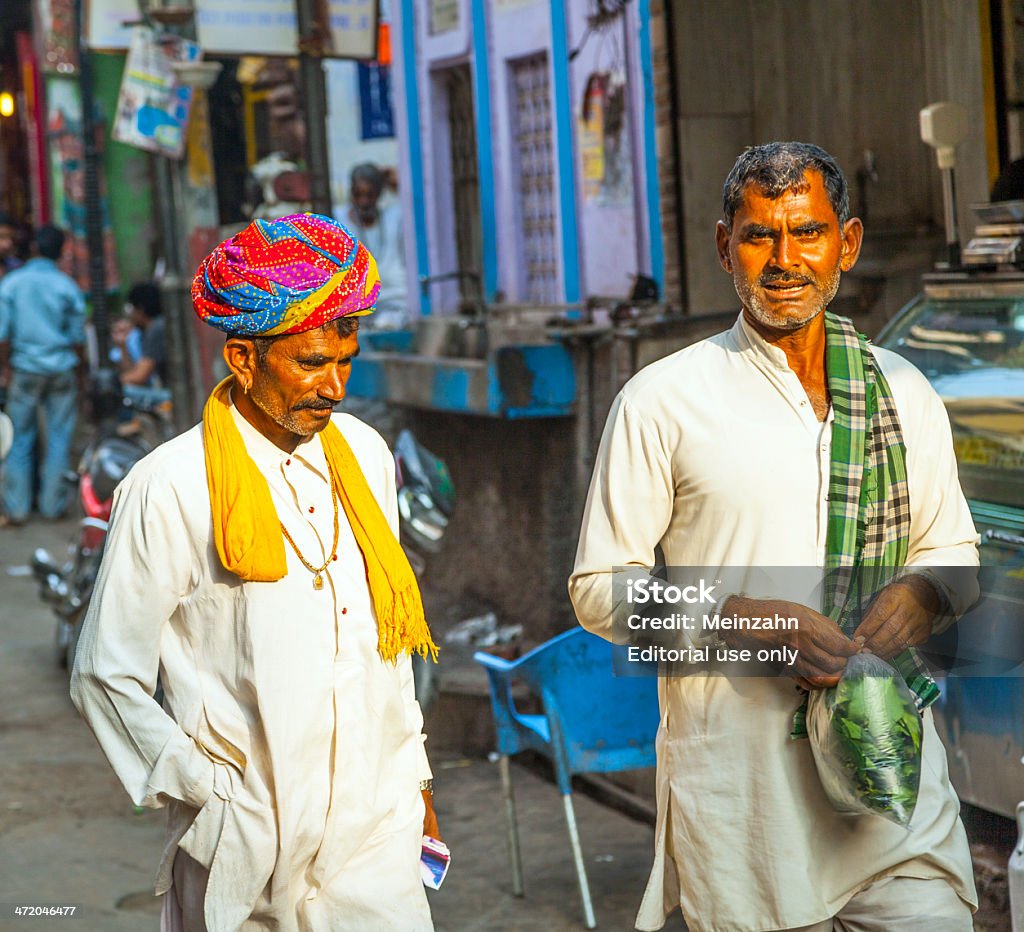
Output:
[191,213,380,336]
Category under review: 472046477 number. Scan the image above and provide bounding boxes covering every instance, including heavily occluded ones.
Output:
[11,906,77,917]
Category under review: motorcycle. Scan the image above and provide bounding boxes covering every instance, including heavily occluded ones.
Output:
[31,371,173,669]
[393,429,455,713]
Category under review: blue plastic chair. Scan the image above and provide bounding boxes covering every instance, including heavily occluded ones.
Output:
[474,628,660,928]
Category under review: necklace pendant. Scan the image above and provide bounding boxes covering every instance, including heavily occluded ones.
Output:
[313,573,324,591]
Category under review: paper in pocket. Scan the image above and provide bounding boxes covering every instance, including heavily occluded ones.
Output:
[420,835,451,890]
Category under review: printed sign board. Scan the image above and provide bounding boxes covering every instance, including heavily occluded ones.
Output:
[194,0,378,59]
[358,62,393,139]
[112,27,200,159]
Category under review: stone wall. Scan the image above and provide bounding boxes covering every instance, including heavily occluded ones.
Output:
[407,410,580,642]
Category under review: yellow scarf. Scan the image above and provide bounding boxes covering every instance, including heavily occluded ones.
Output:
[202,378,438,663]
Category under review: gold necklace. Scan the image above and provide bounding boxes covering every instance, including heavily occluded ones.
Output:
[280,471,340,590]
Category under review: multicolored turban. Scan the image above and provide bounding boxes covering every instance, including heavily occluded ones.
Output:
[191,213,380,336]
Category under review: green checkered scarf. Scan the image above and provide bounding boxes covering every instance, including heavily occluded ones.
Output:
[790,313,939,738]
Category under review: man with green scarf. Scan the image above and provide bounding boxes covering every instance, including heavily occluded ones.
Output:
[570,143,978,931]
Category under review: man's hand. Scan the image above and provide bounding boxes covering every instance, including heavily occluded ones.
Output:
[721,596,861,689]
[852,575,939,661]
[422,789,440,841]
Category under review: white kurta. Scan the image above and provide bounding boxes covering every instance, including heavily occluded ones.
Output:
[71,408,433,931]
[569,314,979,932]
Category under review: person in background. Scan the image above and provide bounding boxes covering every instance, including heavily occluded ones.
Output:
[0,213,19,412]
[0,224,86,526]
[244,65,310,221]
[344,163,408,329]
[109,316,143,369]
[112,281,166,388]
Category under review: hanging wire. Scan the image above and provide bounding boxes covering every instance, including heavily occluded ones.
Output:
[569,0,632,62]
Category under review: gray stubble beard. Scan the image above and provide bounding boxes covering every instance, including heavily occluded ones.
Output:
[250,382,320,439]
[734,265,842,331]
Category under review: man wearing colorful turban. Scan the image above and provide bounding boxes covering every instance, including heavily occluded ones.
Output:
[72,214,440,931]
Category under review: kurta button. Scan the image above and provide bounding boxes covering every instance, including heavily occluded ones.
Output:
[309,506,315,513]
[341,607,348,615]
[286,459,291,466]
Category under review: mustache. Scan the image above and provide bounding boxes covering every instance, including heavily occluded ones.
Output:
[293,398,339,412]
[760,272,812,287]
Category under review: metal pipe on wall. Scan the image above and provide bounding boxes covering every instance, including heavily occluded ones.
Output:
[153,154,197,433]
[295,0,333,217]
[661,0,687,312]
[145,7,215,431]
[75,0,110,361]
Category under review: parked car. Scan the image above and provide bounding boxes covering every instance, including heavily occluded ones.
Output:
[875,269,1024,819]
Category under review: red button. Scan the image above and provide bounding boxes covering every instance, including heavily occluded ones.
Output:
[309,506,315,513]
[341,607,348,615]
[286,458,291,465]
[332,554,338,561]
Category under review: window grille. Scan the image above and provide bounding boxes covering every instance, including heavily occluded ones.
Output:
[510,52,558,304]
[443,65,483,304]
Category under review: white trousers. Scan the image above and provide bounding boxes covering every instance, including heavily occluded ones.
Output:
[160,850,209,932]
[790,875,973,931]
[160,847,433,931]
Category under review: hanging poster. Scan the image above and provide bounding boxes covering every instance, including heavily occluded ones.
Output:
[46,78,119,291]
[579,77,606,203]
[577,70,633,207]
[113,27,200,159]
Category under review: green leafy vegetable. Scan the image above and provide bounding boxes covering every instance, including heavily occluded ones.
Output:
[807,653,923,827]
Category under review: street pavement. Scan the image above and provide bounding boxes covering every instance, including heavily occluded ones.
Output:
[0,517,666,932]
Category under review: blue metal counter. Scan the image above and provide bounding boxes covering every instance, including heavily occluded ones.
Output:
[347,333,576,418]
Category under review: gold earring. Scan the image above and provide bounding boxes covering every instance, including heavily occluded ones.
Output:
[243,382,250,395]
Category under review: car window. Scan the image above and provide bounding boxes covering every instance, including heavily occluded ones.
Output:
[880,297,1024,510]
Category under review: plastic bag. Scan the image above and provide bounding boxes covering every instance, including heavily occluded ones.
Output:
[807,653,923,827]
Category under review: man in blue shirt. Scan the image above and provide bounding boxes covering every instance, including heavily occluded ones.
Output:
[0,225,86,525]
